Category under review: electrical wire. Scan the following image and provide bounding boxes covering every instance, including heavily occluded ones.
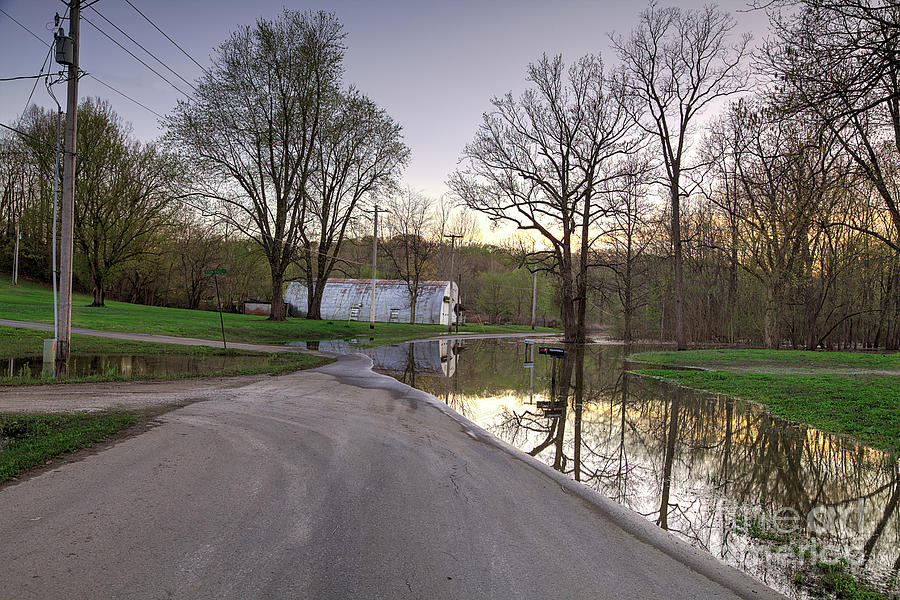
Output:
[122,0,207,72]
[81,13,191,99]
[87,6,198,94]
[86,73,164,119]
[0,75,50,82]
[0,7,51,47]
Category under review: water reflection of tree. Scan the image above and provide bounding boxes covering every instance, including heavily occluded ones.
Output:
[480,343,900,594]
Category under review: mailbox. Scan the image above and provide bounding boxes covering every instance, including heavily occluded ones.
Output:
[538,346,566,358]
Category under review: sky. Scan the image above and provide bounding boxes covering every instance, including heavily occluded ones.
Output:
[0,0,769,199]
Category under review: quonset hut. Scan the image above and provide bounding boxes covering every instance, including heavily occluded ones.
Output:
[284,279,459,325]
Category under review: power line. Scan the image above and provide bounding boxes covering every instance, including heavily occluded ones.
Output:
[86,73,164,119]
[81,13,191,99]
[0,7,51,47]
[0,75,49,82]
[87,5,198,94]
[21,46,53,117]
[123,0,207,73]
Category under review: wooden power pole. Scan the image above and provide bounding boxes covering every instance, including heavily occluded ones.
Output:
[57,0,80,368]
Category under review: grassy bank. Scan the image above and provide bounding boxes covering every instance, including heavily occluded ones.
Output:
[0,325,333,385]
[631,350,900,455]
[0,280,555,345]
[0,411,138,482]
[631,349,900,371]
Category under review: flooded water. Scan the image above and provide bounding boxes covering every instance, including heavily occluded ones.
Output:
[2,353,273,380]
[332,337,899,599]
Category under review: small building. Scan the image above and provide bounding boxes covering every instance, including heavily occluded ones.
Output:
[242,301,272,316]
[284,278,459,325]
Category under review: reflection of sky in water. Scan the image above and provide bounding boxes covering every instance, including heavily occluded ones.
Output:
[374,339,900,599]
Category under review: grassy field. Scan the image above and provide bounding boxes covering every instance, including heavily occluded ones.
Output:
[0,411,138,482]
[0,280,555,345]
[630,348,900,371]
[631,350,900,455]
[0,325,332,385]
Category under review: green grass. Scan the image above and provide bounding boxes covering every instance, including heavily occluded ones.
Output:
[0,279,555,346]
[0,411,138,482]
[634,368,900,454]
[631,349,900,371]
[812,561,887,600]
[0,325,333,385]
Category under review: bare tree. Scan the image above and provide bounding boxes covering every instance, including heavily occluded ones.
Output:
[297,88,409,319]
[763,0,900,251]
[714,99,848,348]
[599,153,658,343]
[450,54,638,343]
[613,2,750,349]
[166,10,344,320]
[381,188,439,323]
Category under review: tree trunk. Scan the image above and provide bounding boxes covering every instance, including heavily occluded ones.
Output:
[270,271,286,321]
[307,277,326,320]
[91,276,105,307]
[671,183,686,350]
[764,282,782,349]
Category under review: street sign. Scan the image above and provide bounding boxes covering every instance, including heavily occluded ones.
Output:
[204,268,227,275]
[538,346,566,358]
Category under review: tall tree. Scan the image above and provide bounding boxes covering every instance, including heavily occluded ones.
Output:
[381,188,438,323]
[764,0,900,251]
[166,10,345,320]
[613,2,749,349]
[450,54,637,343]
[297,89,408,319]
[23,100,177,306]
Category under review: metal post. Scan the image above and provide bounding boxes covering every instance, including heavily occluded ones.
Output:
[12,219,19,286]
[57,0,80,368]
[531,270,537,330]
[214,274,226,349]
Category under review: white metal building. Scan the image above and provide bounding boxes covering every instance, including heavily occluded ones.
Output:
[284,278,459,325]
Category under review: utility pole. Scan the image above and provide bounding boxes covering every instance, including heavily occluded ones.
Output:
[57,0,80,369]
[531,270,537,330]
[365,205,383,329]
[52,109,62,342]
[445,233,462,333]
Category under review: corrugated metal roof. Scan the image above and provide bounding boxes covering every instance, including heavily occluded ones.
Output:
[285,279,458,325]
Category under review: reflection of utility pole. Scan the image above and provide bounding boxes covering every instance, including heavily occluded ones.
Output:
[445,233,462,333]
[364,205,383,329]
[57,0,80,368]
[531,270,537,330]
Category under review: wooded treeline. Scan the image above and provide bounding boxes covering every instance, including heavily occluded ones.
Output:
[2,2,899,348]
[451,0,900,348]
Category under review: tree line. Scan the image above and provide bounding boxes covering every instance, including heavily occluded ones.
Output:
[451,0,900,348]
[2,2,898,348]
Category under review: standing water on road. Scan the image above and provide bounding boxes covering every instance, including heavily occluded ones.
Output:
[315,337,900,599]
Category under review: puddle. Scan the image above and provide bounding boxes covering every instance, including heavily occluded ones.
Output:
[1,353,273,380]
[348,337,899,599]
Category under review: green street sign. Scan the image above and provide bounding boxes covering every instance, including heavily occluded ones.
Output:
[204,268,227,275]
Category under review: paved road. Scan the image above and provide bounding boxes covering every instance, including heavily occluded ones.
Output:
[0,355,781,599]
